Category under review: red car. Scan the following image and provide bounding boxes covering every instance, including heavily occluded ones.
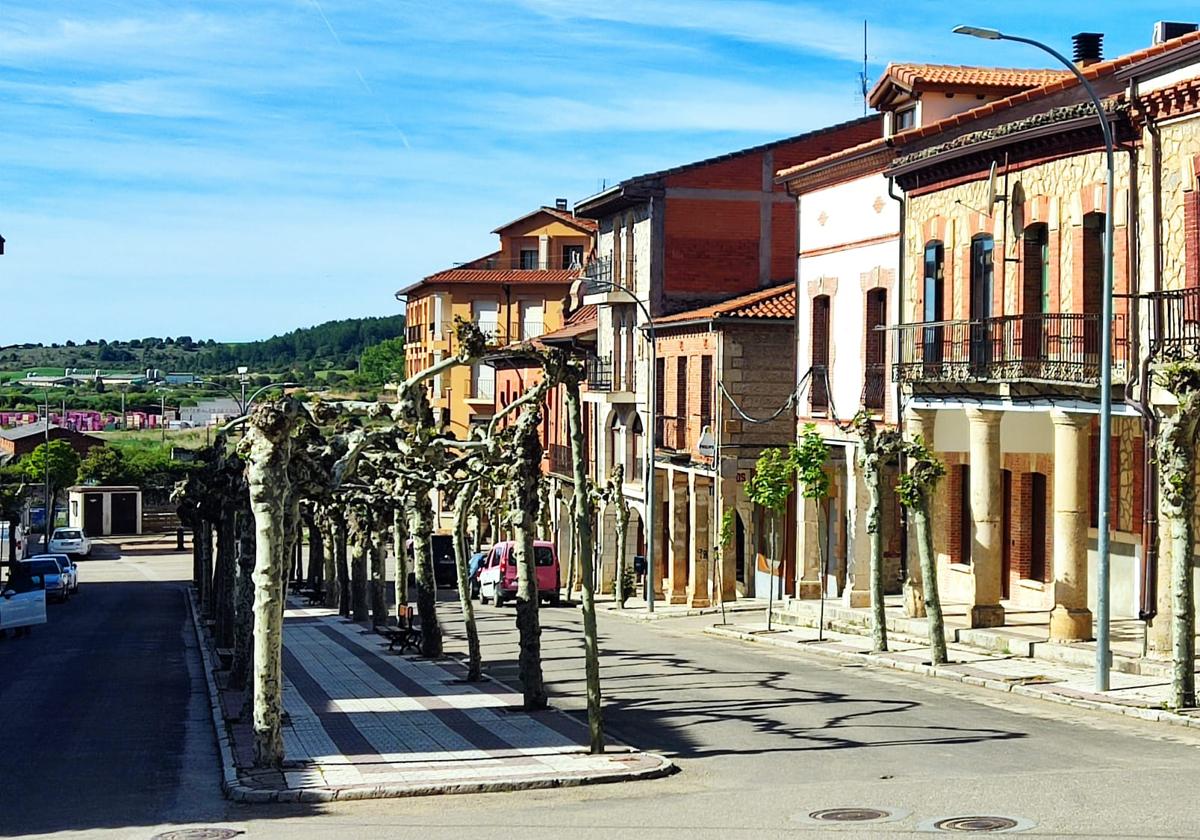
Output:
[478,540,560,607]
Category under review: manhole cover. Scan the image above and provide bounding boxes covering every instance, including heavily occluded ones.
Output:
[810,808,892,823]
[151,830,242,840]
[934,816,1021,832]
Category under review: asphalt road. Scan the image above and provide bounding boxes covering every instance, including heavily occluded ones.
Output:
[4,549,1200,839]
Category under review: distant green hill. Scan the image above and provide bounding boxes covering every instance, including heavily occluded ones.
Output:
[0,315,406,376]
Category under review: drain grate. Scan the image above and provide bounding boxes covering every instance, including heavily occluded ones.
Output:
[810,807,892,823]
[934,816,1020,832]
[151,830,242,840]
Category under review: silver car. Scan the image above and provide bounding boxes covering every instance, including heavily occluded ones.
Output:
[48,528,91,558]
[18,558,70,603]
[28,554,77,595]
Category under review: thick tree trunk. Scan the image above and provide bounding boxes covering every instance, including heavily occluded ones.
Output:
[406,492,442,657]
[321,517,338,609]
[1157,387,1200,709]
[864,456,888,653]
[244,402,298,769]
[453,483,483,680]
[613,477,629,607]
[335,519,350,618]
[566,379,603,752]
[371,532,388,627]
[215,509,237,648]
[912,495,947,665]
[393,507,409,620]
[230,504,256,691]
[351,541,369,622]
[199,521,214,619]
[307,516,324,588]
[511,422,548,711]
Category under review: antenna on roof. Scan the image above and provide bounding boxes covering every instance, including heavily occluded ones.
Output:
[859,20,869,116]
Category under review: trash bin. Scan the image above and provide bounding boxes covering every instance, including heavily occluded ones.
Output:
[633,555,647,576]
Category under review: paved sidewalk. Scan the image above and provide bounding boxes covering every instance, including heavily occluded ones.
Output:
[195,598,673,802]
[707,619,1200,730]
[601,596,771,622]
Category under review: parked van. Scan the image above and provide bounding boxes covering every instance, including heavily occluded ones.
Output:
[478,540,560,607]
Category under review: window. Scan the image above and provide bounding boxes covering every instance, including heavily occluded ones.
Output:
[969,235,994,374]
[519,249,539,270]
[655,357,665,415]
[473,299,499,343]
[471,363,495,400]
[864,289,887,411]
[630,415,644,481]
[957,464,971,565]
[894,106,916,132]
[922,241,945,368]
[562,244,584,268]
[676,356,689,419]
[1082,213,1105,358]
[520,300,544,340]
[1022,225,1050,369]
[608,413,623,473]
[699,355,713,430]
[811,295,831,411]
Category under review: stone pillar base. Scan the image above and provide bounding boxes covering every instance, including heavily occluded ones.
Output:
[1049,605,1093,642]
[796,579,823,600]
[903,578,926,618]
[970,603,1006,628]
[843,589,870,609]
[668,592,688,605]
[689,595,711,609]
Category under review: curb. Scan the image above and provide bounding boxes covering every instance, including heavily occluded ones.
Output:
[601,603,768,623]
[190,591,676,803]
[703,625,1200,732]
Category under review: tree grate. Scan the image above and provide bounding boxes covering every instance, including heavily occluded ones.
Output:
[933,816,1021,832]
[809,807,892,822]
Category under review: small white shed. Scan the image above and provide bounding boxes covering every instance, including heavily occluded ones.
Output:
[67,486,143,537]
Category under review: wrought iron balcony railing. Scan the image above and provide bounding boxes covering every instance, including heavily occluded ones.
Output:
[1148,286,1200,362]
[474,254,586,271]
[586,354,613,391]
[583,255,636,294]
[893,313,1128,387]
[548,443,573,477]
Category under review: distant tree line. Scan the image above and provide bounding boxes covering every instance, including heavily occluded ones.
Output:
[0,315,406,376]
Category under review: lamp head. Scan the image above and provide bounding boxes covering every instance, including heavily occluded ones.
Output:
[953,24,1003,40]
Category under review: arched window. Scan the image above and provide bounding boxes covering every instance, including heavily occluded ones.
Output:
[608,413,623,474]
[629,414,644,481]
[1082,213,1105,359]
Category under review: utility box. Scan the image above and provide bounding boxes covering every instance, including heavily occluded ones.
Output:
[67,486,143,536]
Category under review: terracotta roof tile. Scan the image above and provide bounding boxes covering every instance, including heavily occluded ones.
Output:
[492,205,597,234]
[655,282,795,326]
[868,63,1070,107]
[398,265,580,297]
[895,29,1200,145]
[775,137,891,182]
[539,305,597,343]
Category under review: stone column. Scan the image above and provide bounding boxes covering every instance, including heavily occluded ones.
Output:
[903,407,937,617]
[1049,410,1093,641]
[668,469,689,604]
[688,475,712,608]
[965,407,1005,628]
[843,455,871,608]
[796,494,824,599]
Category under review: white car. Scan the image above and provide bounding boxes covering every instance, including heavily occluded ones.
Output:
[48,528,91,558]
[1,569,49,634]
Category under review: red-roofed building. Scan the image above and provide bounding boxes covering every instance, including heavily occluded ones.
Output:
[651,282,796,604]
[397,204,596,444]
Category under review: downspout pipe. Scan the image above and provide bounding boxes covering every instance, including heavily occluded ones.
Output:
[888,174,908,580]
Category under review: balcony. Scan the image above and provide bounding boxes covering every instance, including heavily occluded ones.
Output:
[863,363,887,411]
[1149,287,1200,362]
[583,255,636,295]
[893,313,1128,388]
[655,415,687,451]
[474,254,585,271]
[586,355,613,391]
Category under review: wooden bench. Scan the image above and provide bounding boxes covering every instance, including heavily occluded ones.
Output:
[378,606,421,653]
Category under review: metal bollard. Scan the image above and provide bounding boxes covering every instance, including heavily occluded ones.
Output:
[176,527,185,551]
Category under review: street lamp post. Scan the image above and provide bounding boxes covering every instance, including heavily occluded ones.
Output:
[237,366,249,415]
[569,276,657,613]
[953,24,1116,691]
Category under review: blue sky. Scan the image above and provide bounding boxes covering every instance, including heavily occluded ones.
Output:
[0,2,1187,344]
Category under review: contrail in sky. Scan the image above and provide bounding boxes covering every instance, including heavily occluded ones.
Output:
[308,0,411,149]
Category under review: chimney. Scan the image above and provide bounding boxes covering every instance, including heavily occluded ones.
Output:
[555,198,568,211]
[1072,32,1104,68]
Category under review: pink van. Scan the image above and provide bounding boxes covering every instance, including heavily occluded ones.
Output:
[478,540,560,607]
